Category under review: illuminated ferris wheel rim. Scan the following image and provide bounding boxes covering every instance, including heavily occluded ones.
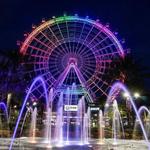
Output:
[20,15,124,58]
[21,15,126,99]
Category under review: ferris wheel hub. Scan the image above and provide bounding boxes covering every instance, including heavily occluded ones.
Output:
[68,57,77,66]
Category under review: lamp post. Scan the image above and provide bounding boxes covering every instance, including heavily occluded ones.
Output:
[134,92,140,99]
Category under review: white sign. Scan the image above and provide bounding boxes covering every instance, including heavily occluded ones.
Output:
[64,105,78,111]
[90,107,100,111]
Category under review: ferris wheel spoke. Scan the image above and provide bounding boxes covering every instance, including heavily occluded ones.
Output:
[65,21,72,52]
[56,21,70,53]
[82,69,95,78]
[81,64,94,73]
[82,71,94,80]
[27,44,50,55]
[40,72,52,78]
[78,28,104,55]
[84,62,96,69]
[72,22,85,53]
[51,69,63,79]
[98,51,119,58]
[28,67,48,73]
[49,61,60,68]
[96,59,112,63]
[27,54,49,60]
[95,70,105,75]
[40,31,59,50]
[77,24,95,55]
[94,43,115,53]
[82,71,91,81]
[48,26,68,54]
[33,37,52,50]
[90,81,107,96]
[89,36,109,50]
[72,22,78,53]
[49,47,64,58]
[41,31,67,57]
[80,50,96,60]
[87,30,103,46]
[82,68,94,79]
[49,66,60,75]
[74,22,86,55]
[80,50,93,59]
[49,60,58,65]
[34,68,49,73]
[82,64,95,73]
[50,64,61,72]
[93,74,109,85]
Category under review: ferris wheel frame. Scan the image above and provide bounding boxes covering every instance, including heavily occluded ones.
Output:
[20,15,125,100]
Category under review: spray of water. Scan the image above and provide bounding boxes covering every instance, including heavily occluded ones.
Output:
[133,106,150,140]
[20,107,33,136]
[99,110,104,144]
[0,102,9,137]
[29,107,37,143]
[0,102,9,120]
[9,76,49,150]
[55,92,64,146]
[105,82,149,147]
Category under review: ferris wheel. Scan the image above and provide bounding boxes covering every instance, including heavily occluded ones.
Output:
[20,15,125,100]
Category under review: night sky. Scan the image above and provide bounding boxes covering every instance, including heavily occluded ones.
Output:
[0,0,150,84]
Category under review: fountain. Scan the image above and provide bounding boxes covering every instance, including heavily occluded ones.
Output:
[3,14,150,150]
[105,82,150,148]
[55,92,64,146]
[52,83,89,146]
[83,113,89,144]
[45,88,54,145]
[133,106,150,140]
[77,96,89,145]
[20,107,33,136]
[7,80,150,150]
[29,107,37,143]
[0,102,9,137]
[99,110,104,144]
[0,102,9,121]
[87,107,91,141]
[66,87,70,144]
[9,76,49,150]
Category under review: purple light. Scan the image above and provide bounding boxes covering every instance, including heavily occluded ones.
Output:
[106,82,149,146]
[20,15,125,100]
[0,102,8,120]
[138,106,150,117]
[9,76,48,150]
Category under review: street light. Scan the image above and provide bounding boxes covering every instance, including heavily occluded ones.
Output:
[123,92,131,110]
[134,92,140,99]
[105,103,109,108]
[33,102,37,106]
[123,92,129,98]
[14,105,17,109]
[26,102,29,106]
